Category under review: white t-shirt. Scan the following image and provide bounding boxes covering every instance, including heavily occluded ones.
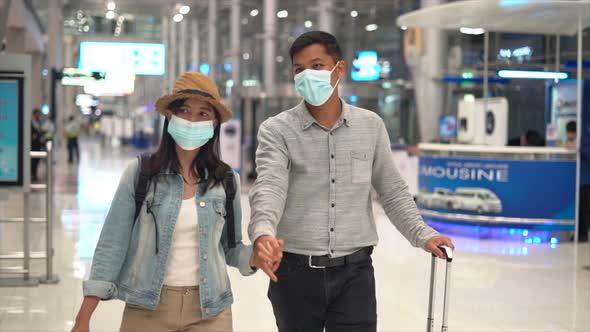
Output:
[163,198,200,286]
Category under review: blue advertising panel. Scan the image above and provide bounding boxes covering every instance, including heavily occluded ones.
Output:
[417,156,575,225]
[78,42,166,76]
[0,77,24,186]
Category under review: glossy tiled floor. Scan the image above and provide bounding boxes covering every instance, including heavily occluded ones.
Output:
[0,139,589,332]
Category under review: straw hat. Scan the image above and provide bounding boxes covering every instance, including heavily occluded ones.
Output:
[155,72,232,123]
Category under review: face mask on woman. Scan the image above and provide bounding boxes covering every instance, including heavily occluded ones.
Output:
[167,115,214,150]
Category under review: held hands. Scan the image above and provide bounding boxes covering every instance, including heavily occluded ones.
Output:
[424,235,455,259]
[250,235,284,282]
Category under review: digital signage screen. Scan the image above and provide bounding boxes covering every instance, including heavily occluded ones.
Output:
[0,76,24,186]
[78,41,166,76]
[439,115,457,139]
[351,51,380,81]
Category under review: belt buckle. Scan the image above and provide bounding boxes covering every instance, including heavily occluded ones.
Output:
[308,256,326,269]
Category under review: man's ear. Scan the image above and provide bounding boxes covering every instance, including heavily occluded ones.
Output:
[164,110,172,120]
[337,60,346,79]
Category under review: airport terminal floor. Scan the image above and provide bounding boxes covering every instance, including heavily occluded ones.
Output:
[0,138,589,332]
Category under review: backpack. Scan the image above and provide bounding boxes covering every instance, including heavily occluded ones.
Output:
[133,153,237,249]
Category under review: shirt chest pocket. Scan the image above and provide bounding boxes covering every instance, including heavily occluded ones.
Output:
[350,150,372,184]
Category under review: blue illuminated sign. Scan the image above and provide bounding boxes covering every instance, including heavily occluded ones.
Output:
[417,156,576,229]
[351,51,380,81]
[199,63,211,76]
[78,41,166,76]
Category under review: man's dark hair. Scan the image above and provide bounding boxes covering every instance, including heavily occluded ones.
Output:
[566,121,577,133]
[289,31,343,63]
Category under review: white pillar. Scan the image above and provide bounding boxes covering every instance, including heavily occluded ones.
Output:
[408,0,447,143]
[30,53,43,110]
[263,0,277,95]
[191,18,200,73]
[47,0,63,147]
[208,0,218,81]
[169,17,177,87]
[0,0,11,43]
[231,0,241,92]
[162,15,169,91]
[179,18,187,74]
[318,0,333,33]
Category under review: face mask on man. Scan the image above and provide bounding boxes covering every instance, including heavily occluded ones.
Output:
[167,115,214,150]
[294,61,341,107]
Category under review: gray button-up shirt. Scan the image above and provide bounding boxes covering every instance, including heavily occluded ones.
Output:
[248,100,438,257]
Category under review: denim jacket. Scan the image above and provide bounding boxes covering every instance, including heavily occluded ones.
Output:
[83,159,255,319]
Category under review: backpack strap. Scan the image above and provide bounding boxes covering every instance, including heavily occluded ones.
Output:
[223,170,237,248]
[134,153,153,222]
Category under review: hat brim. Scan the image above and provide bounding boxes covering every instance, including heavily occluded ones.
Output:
[155,93,232,123]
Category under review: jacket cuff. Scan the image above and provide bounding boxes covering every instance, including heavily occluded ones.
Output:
[237,245,256,276]
[83,279,118,300]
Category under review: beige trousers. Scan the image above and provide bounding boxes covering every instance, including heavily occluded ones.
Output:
[119,285,233,332]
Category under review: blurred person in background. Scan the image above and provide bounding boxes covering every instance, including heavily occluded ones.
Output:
[30,108,44,181]
[64,115,80,164]
[565,121,589,242]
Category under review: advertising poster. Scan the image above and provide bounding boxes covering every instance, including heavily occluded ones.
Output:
[0,77,23,185]
[417,156,575,223]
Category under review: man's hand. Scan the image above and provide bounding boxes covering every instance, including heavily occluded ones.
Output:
[250,235,284,282]
[424,235,455,259]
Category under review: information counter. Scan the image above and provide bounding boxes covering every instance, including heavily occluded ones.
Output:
[416,144,576,236]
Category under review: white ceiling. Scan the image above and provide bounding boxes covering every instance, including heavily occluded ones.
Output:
[397,0,590,36]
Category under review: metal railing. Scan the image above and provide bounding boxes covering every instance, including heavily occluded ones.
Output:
[0,141,59,286]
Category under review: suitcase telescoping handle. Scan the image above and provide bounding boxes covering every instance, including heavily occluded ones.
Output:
[427,245,453,332]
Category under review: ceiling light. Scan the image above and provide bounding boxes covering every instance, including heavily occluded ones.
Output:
[107,1,116,11]
[401,25,408,30]
[460,27,485,35]
[179,5,190,15]
[250,9,259,17]
[105,11,115,20]
[277,10,288,18]
[365,24,378,32]
[350,10,358,18]
[173,13,184,22]
[304,20,312,28]
[276,55,284,63]
[243,52,250,60]
[497,70,568,80]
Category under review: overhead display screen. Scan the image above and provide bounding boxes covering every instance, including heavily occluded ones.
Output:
[78,41,166,76]
[0,76,24,186]
[351,50,380,81]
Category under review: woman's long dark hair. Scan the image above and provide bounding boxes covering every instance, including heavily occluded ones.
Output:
[150,98,230,194]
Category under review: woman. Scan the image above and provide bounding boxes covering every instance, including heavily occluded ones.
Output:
[72,72,280,332]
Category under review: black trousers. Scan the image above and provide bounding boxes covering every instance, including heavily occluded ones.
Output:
[268,253,377,332]
[67,137,79,163]
[579,185,590,240]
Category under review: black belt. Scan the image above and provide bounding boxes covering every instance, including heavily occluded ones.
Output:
[283,247,373,269]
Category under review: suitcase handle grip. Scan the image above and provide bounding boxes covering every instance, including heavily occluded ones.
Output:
[431,245,453,262]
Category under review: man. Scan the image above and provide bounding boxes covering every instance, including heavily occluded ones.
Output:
[64,115,80,164]
[31,109,45,181]
[565,121,589,242]
[248,31,454,331]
